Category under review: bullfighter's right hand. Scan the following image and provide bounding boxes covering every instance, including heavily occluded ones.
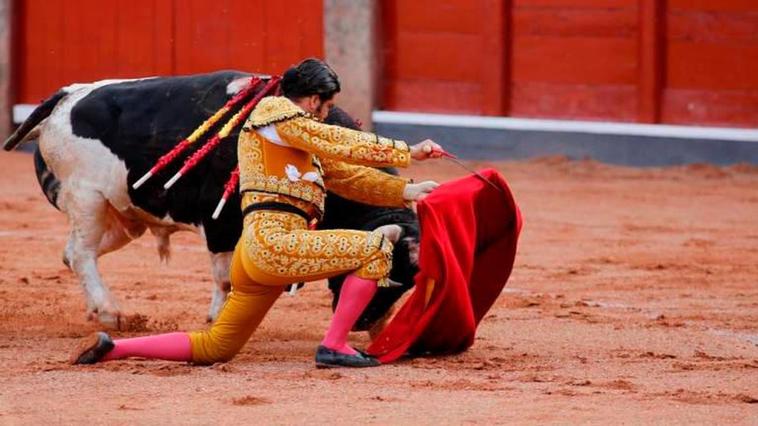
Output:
[403,180,439,202]
[410,139,445,161]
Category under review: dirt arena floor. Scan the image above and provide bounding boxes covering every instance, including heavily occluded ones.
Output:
[0,150,756,424]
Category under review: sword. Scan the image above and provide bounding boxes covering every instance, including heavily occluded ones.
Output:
[433,149,503,193]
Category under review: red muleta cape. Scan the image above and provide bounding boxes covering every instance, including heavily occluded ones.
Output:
[367,168,523,363]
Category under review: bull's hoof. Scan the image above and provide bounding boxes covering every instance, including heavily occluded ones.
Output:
[70,331,114,365]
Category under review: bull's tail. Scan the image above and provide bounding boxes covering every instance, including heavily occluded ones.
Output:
[33,147,61,210]
[3,90,67,151]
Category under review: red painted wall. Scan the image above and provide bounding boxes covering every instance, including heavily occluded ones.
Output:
[380,0,508,116]
[381,0,758,127]
[14,0,323,104]
[663,0,758,127]
[511,0,639,122]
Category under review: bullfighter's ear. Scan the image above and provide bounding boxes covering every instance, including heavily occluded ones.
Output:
[324,106,362,130]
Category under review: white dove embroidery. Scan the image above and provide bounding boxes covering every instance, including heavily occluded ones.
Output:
[285,164,319,183]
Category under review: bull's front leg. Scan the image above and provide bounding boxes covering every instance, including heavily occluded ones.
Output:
[207,251,233,322]
[60,187,122,328]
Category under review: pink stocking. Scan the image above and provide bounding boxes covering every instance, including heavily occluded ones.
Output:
[321,274,377,355]
[102,332,192,362]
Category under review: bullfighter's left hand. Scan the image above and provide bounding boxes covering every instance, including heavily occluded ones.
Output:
[403,180,439,201]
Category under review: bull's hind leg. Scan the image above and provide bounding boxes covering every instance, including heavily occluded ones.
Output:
[60,187,123,328]
[207,252,233,322]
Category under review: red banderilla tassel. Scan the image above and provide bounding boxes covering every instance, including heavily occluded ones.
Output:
[211,167,240,220]
[163,76,281,190]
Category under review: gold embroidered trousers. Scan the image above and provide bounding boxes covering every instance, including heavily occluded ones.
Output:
[188,208,393,365]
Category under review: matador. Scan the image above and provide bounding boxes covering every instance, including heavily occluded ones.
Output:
[71,58,445,368]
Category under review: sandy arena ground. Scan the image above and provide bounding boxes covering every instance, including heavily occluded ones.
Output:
[0,150,756,424]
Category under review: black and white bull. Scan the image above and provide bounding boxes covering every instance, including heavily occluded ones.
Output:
[4,71,418,329]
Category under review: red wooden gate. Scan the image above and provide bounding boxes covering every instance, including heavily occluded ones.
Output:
[14,0,323,104]
[381,0,758,127]
[380,0,508,116]
[664,0,758,127]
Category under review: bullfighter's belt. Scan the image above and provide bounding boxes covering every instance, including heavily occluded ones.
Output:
[241,201,309,222]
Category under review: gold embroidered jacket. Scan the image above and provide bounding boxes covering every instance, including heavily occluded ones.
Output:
[238,96,412,219]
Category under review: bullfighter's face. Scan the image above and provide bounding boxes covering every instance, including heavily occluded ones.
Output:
[299,94,336,121]
[315,98,336,121]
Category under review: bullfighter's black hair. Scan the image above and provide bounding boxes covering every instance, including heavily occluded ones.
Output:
[281,58,341,102]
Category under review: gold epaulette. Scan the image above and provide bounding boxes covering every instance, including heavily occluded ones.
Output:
[246,96,307,129]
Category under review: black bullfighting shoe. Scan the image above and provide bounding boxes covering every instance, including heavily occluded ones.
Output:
[315,345,381,368]
[70,331,115,365]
